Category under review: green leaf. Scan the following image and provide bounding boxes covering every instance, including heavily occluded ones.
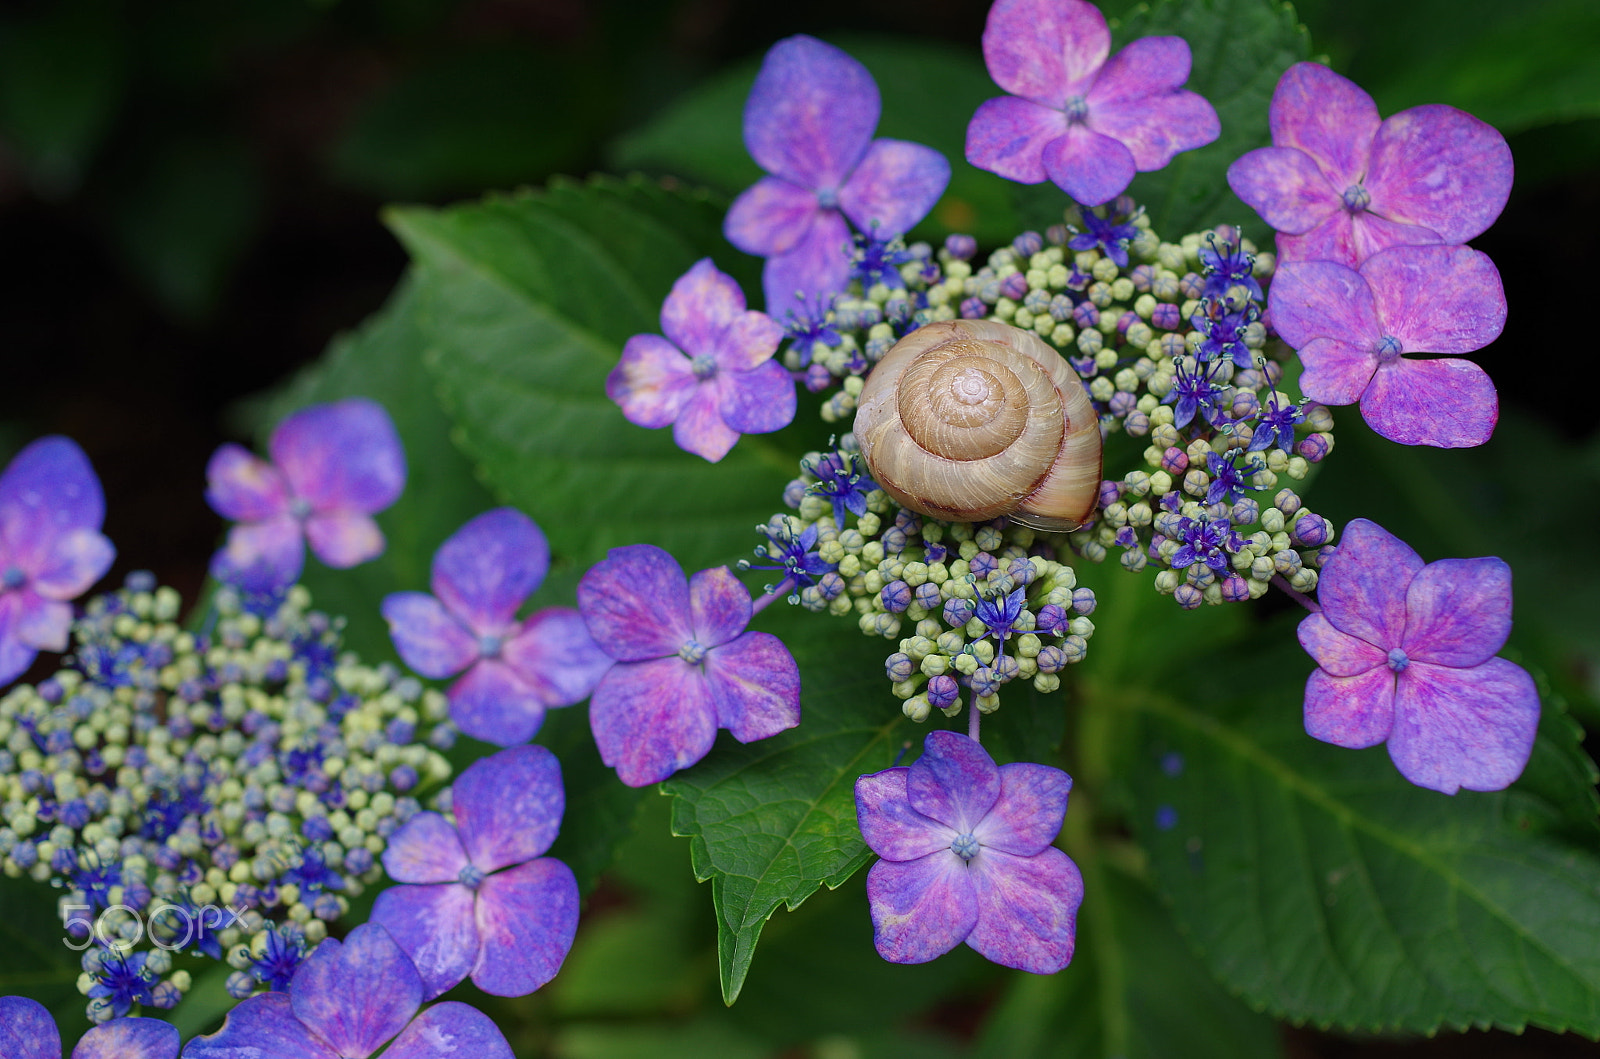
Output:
[0,875,92,1046]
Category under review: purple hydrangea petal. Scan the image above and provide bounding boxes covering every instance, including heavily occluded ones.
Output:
[744,35,879,190]
[1268,62,1380,189]
[971,762,1070,857]
[1226,146,1336,235]
[1268,259,1380,352]
[25,527,114,601]
[1297,612,1386,678]
[1304,665,1396,749]
[1366,104,1513,243]
[1286,209,1446,269]
[982,0,1108,107]
[0,995,59,1059]
[1090,84,1218,172]
[382,592,478,680]
[368,883,478,1001]
[380,811,470,884]
[688,566,751,648]
[589,656,717,787]
[182,992,335,1059]
[1317,519,1423,649]
[304,511,385,569]
[502,607,613,707]
[1296,338,1378,407]
[455,744,564,871]
[838,139,951,238]
[906,729,1002,833]
[707,312,784,376]
[1402,558,1512,667]
[866,852,977,964]
[205,444,290,523]
[672,385,743,463]
[965,96,1067,184]
[761,209,855,321]
[1042,124,1137,207]
[10,590,72,652]
[214,515,305,587]
[725,176,824,258]
[0,593,42,685]
[446,659,545,746]
[1389,657,1539,794]
[703,631,801,743]
[965,845,1082,974]
[72,1016,181,1059]
[472,858,580,996]
[1360,356,1498,449]
[430,508,550,636]
[577,543,693,662]
[270,399,406,517]
[289,925,423,1057]
[1361,245,1506,355]
[381,1002,514,1059]
[1091,34,1191,97]
[718,358,798,440]
[607,333,699,430]
[661,258,748,356]
[0,437,106,564]
[856,766,956,861]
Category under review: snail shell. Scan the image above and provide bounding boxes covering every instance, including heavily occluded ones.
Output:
[853,319,1102,531]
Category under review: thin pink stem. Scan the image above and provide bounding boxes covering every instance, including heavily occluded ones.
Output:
[967,686,981,743]
[750,577,795,616]
[1272,574,1320,613]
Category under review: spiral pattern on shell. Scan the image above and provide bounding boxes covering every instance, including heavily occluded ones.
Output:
[852,319,1102,531]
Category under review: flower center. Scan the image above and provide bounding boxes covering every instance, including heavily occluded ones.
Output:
[1063,96,1089,124]
[1374,334,1403,362]
[1387,647,1410,672]
[1,566,24,591]
[690,353,717,380]
[950,832,980,861]
[815,187,839,209]
[458,864,486,890]
[288,497,314,521]
[478,633,504,659]
[678,639,707,665]
[1341,183,1372,213]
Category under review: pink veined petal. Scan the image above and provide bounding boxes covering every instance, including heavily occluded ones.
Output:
[1361,245,1506,355]
[982,0,1109,107]
[1344,210,1447,268]
[688,565,751,648]
[382,1003,514,1059]
[0,995,59,1059]
[502,607,613,707]
[856,767,957,861]
[380,811,470,884]
[1273,212,1363,268]
[10,589,73,653]
[1089,85,1219,171]
[447,660,545,747]
[215,514,305,587]
[971,762,1071,857]
[1403,557,1513,668]
[906,729,1002,834]
[182,992,335,1059]
[25,527,114,600]
[761,210,854,322]
[588,656,717,787]
[430,508,550,636]
[472,858,580,996]
[205,443,289,523]
[1389,657,1539,794]
[965,96,1066,185]
[381,592,478,680]
[1295,338,1377,407]
[290,925,423,1058]
[708,309,784,375]
[1366,103,1513,243]
[0,437,106,570]
[725,176,824,258]
[0,592,41,685]
[838,139,952,239]
[702,630,801,743]
[607,334,698,430]
[1090,35,1191,99]
[672,384,742,463]
[368,883,479,1001]
[1268,62,1381,190]
[1316,518,1424,650]
[455,744,565,870]
[1297,612,1386,678]
[966,846,1082,974]
[1267,259,1381,352]
[1042,124,1136,206]
[865,852,978,964]
[1361,356,1498,449]
[271,398,406,517]
[71,1016,181,1059]
[1304,665,1397,749]
[577,543,692,662]
[718,359,797,437]
[304,510,385,569]
[661,258,750,356]
[1226,146,1338,235]
[744,35,879,190]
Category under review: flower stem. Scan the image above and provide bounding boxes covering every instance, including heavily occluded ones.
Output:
[967,687,981,743]
[1271,574,1320,613]
[750,577,794,616]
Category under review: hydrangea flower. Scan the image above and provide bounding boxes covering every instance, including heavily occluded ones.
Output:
[206,397,405,591]
[184,923,513,1059]
[577,544,801,786]
[1067,208,1139,267]
[607,259,796,463]
[371,745,578,998]
[1297,519,1538,794]
[0,437,115,686]
[724,35,950,317]
[1227,62,1513,267]
[0,996,177,1059]
[965,0,1219,206]
[1269,244,1505,447]
[382,508,611,745]
[855,729,1082,972]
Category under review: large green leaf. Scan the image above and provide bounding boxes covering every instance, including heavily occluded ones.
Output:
[0,875,90,1044]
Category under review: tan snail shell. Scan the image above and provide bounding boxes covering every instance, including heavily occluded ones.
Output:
[852,319,1102,531]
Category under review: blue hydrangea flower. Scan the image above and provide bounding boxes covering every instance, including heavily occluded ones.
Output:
[1203,452,1257,507]
[1190,298,1258,368]
[783,292,843,367]
[1248,391,1303,453]
[1067,208,1139,267]
[807,452,877,530]
[0,995,178,1059]
[1162,359,1225,429]
[849,234,916,290]
[854,730,1083,973]
[0,437,115,686]
[382,508,611,746]
[1198,236,1262,302]
[578,544,801,787]
[372,745,578,998]
[1170,516,1242,572]
[747,522,834,601]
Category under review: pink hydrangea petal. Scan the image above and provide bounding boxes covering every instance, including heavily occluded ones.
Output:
[865,851,977,964]
[455,744,564,870]
[725,176,823,258]
[1361,245,1506,355]
[1091,35,1190,98]
[688,565,751,648]
[1297,338,1378,407]
[502,607,613,707]
[0,437,105,570]
[1089,86,1219,171]
[215,514,305,587]
[1297,612,1386,678]
[971,762,1070,857]
[1344,210,1447,267]
[290,925,423,1058]
[1304,665,1396,749]
[661,258,749,355]
[205,444,289,523]
[382,592,478,680]
[182,992,334,1059]
[718,359,796,436]
[11,590,72,653]
[856,767,956,861]
[430,508,550,635]
[708,311,784,376]
[1268,62,1380,189]
[577,544,692,662]
[0,592,41,685]
[1042,124,1136,206]
[1267,259,1380,352]
[607,333,698,430]
[761,209,854,321]
[1389,658,1539,794]
[473,858,579,996]
[26,527,114,600]
[744,35,879,190]
[382,1003,514,1059]
[270,398,406,517]
[906,729,1001,833]
[1403,558,1512,667]
[0,995,59,1059]
[1273,212,1362,268]
[380,811,470,884]
[447,660,545,747]
[838,139,951,239]
[965,96,1065,185]
[589,656,717,787]
[1360,356,1498,449]
[672,384,742,463]
[1226,146,1337,235]
[982,0,1108,106]
[1367,104,1513,243]
[1317,518,1423,649]
[966,845,1082,974]
[702,630,801,743]
[368,883,478,1000]
[72,1017,181,1059]
[304,511,385,569]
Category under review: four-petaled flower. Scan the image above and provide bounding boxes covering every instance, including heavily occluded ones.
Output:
[855,729,1083,973]
[1067,207,1139,267]
[0,995,178,1059]
[607,258,796,463]
[1227,62,1513,267]
[725,35,951,318]
[382,508,611,746]
[372,745,579,998]
[1297,519,1538,794]
[1248,391,1303,453]
[1269,244,1505,448]
[0,437,115,686]
[1198,236,1262,302]
[206,397,406,591]
[578,544,801,787]
[966,0,1219,206]
[1162,359,1225,429]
